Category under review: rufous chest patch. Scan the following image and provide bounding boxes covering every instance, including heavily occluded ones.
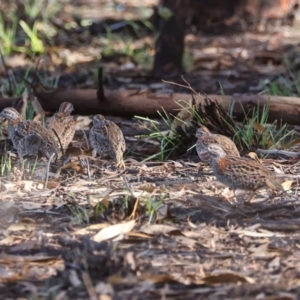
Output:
[216,158,228,172]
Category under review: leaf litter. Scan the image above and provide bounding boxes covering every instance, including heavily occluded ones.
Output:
[0,99,300,299]
[0,148,300,299]
[1,1,300,299]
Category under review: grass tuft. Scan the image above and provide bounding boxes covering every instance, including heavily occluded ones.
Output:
[135,111,183,162]
[235,102,295,150]
[19,20,45,54]
[0,0,60,56]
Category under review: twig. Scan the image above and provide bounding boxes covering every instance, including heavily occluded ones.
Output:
[83,157,91,179]
[19,210,62,215]
[256,148,300,158]
[100,169,127,184]
[257,219,300,231]
[181,75,199,95]
[44,152,55,189]
[52,128,64,164]
[162,75,199,95]
[81,129,90,149]
[82,271,97,300]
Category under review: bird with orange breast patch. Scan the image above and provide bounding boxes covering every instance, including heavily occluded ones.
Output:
[204,143,284,202]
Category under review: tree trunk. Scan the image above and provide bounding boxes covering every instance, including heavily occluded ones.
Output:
[152,0,188,75]
[152,0,297,75]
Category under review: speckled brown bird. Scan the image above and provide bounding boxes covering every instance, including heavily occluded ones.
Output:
[46,102,76,149]
[89,114,126,168]
[0,107,59,159]
[195,126,239,163]
[205,143,284,202]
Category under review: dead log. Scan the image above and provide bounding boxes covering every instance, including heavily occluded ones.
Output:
[1,89,300,124]
[32,89,181,116]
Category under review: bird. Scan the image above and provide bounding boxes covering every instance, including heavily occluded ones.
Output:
[89,114,126,168]
[46,102,76,149]
[0,107,59,159]
[204,143,284,203]
[196,126,240,163]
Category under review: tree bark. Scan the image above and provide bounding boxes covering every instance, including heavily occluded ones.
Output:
[152,0,188,75]
[151,0,297,75]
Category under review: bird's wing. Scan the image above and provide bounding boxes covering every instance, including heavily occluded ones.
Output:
[105,122,124,146]
[25,133,42,155]
[45,116,52,129]
[94,132,111,151]
[15,122,29,137]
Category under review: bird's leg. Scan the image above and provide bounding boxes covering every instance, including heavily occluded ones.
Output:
[116,158,126,169]
[115,152,126,169]
[43,152,56,189]
[121,159,126,169]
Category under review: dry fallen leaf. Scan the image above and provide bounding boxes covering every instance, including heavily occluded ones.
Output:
[140,224,179,235]
[59,161,83,173]
[139,274,180,284]
[138,184,156,193]
[273,165,283,174]
[290,137,300,147]
[247,152,261,163]
[22,180,43,191]
[75,116,92,130]
[281,180,293,190]
[93,220,136,242]
[202,270,255,284]
[187,217,198,229]
[248,119,265,133]
[75,223,109,235]
[0,236,15,246]
[21,201,43,210]
[46,181,60,189]
[89,192,111,208]
[7,221,37,232]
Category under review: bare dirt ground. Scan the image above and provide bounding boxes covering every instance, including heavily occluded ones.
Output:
[1,1,300,299]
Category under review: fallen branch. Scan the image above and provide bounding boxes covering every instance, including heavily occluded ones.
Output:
[257,148,300,158]
[1,89,300,124]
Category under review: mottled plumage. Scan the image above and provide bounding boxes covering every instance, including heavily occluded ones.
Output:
[46,102,76,149]
[0,107,59,159]
[89,114,126,168]
[196,126,239,163]
[205,143,283,202]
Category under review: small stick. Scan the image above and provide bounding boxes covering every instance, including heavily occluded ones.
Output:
[44,152,55,189]
[52,128,64,164]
